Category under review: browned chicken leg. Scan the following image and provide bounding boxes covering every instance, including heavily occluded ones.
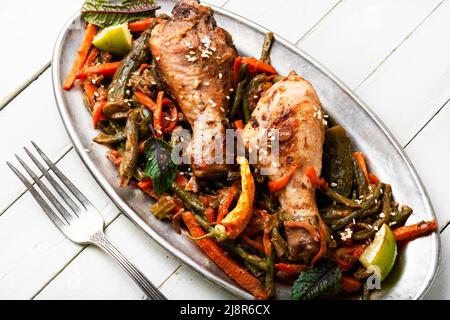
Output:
[149,0,237,177]
[243,72,329,264]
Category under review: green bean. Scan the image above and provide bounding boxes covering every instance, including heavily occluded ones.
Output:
[243,260,264,278]
[323,187,362,208]
[244,74,267,115]
[151,196,177,220]
[263,194,278,214]
[119,109,140,186]
[353,158,368,197]
[330,184,384,231]
[352,184,392,240]
[320,206,352,221]
[260,32,274,64]
[93,132,126,145]
[230,64,249,117]
[390,204,413,226]
[271,227,288,258]
[172,183,207,214]
[265,251,275,298]
[137,106,152,137]
[360,201,382,219]
[223,242,268,271]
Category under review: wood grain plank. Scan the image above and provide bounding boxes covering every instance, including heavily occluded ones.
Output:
[299,0,442,88]
[404,101,450,299]
[34,215,180,300]
[356,0,450,146]
[0,0,84,108]
[224,0,340,43]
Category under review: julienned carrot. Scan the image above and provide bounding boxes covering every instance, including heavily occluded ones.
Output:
[137,178,152,191]
[128,18,164,32]
[204,207,216,225]
[83,80,97,108]
[92,101,106,128]
[164,104,178,133]
[305,166,328,189]
[216,182,239,224]
[369,173,380,185]
[234,120,244,131]
[241,234,265,253]
[393,220,437,241]
[84,47,99,68]
[154,91,164,138]
[340,274,361,293]
[353,152,370,185]
[134,90,156,112]
[274,263,307,276]
[76,62,121,79]
[64,23,97,90]
[240,57,277,75]
[268,168,296,193]
[233,57,242,83]
[181,211,268,299]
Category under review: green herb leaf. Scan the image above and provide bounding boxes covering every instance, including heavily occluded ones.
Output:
[144,137,177,194]
[81,0,161,28]
[291,259,342,300]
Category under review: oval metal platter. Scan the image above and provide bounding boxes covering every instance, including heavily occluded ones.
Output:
[52,0,440,300]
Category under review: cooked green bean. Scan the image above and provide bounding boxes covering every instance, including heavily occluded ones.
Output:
[243,260,264,277]
[260,32,274,64]
[93,132,127,145]
[151,196,177,220]
[390,204,413,226]
[230,64,249,117]
[263,194,278,214]
[353,158,368,197]
[271,227,288,258]
[320,206,352,221]
[330,184,384,231]
[323,187,362,208]
[265,251,275,297]
[244,74,267,115]
[224,242,268,271]
[172,183,207,214]
[119,109,140,186]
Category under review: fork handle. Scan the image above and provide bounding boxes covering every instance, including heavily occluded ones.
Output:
[90,231,167,300]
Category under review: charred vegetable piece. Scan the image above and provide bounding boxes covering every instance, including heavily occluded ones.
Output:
[151,195,177,220]
[323,126,354,197]
[93,132,126,144]
[260,32,274,64]
[103,24,155,118]
[172,183,207,215]
[119,109,140,186]
[390,204,413,227]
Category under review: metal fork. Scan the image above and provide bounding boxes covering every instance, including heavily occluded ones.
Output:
[7,142,166,300]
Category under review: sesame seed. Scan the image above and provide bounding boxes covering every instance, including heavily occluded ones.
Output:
[226,95,230,100]
[229,88,234,92]
[322,119,328,126]
[379,212,385,218]
[156,129,163,135]
[253,95,258,99]
[330,182,337,187]
[126,89,130,95]
[155,57,160,61]
[218,73,223,79]
[189,51,195,55]
[373,226,379,231]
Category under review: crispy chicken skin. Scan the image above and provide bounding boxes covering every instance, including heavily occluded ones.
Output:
[243,72,328,263]
[149,0,237,177]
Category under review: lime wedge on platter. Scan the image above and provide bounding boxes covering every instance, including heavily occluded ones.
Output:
[92,23,132,57]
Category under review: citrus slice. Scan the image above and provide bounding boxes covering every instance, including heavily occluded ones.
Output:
[359,224,397,281]
[92,24,132,57]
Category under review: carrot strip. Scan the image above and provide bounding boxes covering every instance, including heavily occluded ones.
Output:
[128,18,164,32]
[137,178,152,191]
[393,220,437,241]
[76,62,121,79]
[164,104,178,133]
[233,57,242,83]
[84,47,99,68]
[134,90,156,112]
[305,166,328,189]
[216,182,239,224]
[241,234,265,254]
[240,57,277,75]
[175,174,189,188]
[310,218,328,266]
[83,80,97,108]
[274,263,307,276]
[369,173,380,185]
[268,167,296,193]
[182,211,268,299]
[64,23,97,90]
[154,91,164,138]
[353,152,370,185]
[233,120,244,131]
[92,101,106,128]
[204,208,216,225]
[340,274,361,293]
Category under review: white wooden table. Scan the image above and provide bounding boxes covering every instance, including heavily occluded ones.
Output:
[0,0,449,300]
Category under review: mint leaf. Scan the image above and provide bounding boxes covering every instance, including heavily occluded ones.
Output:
[144,137,177,194]
[291,259,342,300]
[81,0,161,28]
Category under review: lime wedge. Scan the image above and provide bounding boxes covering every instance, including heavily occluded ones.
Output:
[359,224,397,281]
[92,24,132,57]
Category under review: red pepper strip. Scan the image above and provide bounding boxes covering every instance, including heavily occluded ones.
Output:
[154,91,164,138]
[340,274,361,293]
[204,208,216,225]
[393,220,437,241]
[64,23,97,90]
[134,91,156,112]
[83,80,97,108]
[128,18,165,32]
[240,57,277,75]
[137,178,152,191]
[175,174,189,189]
[274,263,308,276]
[268,167,297,193]
[182,211,268,299]
[305,166,328,190]
[216,181,239,224]
[241,234,265,254]
[233,56,242,83]
[255,209,273,256]
[76,62,121,79]
[92,101,106,128]
[353,152,370,185]
[369,173,380,185]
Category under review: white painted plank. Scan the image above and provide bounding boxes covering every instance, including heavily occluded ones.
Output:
[0,70,71,212]
[35,215,180,300]
[356,0,450,146]
[0,150,118,299]
[160,265,236,300]
[299,0,442,88]
[0,0,84,107]
[404,101,450,299]
[224,0,340,43]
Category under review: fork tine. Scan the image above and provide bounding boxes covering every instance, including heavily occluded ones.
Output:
[24,147,81,216]
[7,162,67,230]
[15,154,73,224]
[31,141,91,209]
